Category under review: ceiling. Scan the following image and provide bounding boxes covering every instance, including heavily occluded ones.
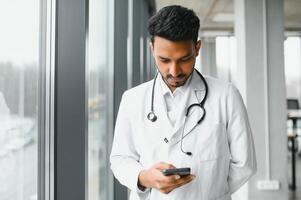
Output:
[155,0,301,33]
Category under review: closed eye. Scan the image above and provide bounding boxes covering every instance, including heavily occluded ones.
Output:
[180,55,193,62]
[159,58,169,63]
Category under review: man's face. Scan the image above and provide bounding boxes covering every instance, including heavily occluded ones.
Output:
[150,36,201,92]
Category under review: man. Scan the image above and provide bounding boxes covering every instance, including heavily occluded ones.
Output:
[110,5,256,200]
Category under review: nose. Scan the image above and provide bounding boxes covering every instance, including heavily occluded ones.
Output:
[169,62,181,77]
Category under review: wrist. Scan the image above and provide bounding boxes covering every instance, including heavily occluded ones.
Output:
[137,182,147,191]
[138,170,148,189]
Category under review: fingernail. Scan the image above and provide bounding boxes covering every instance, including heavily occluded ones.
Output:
[175,175,181,180]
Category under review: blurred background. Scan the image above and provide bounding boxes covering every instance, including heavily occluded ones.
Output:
[0,0,300,199]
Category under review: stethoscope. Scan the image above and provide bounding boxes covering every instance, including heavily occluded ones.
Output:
[147,69,208,156]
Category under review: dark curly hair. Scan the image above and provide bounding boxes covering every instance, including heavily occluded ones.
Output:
[148,5,200,43]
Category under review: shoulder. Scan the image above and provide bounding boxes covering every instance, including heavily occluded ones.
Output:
[121,79,153,101]
[203,76,243,103]
[204,76,233,95]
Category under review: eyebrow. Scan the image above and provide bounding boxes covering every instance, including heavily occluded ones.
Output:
[158,53,193,60]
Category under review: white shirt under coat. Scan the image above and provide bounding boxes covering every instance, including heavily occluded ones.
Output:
[159,72,192,129]
[110,70,257,200]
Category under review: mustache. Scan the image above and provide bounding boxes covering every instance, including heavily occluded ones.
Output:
[166,74,186,79]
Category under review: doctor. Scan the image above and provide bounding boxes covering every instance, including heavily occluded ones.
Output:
[110,5,256,200]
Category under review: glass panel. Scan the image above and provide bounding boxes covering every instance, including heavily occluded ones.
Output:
[215,36,237,82]
[284,37,301,104]
[0,0,40,200]
[284,37,301,143]
[88,0,111,199]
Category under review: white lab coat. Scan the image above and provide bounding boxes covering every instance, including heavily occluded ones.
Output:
[110,71,257,200]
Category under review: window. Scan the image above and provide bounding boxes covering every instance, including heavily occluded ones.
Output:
[0,0,40,199]
[215,36,237,82]
[284,37,301,103]
[88,0,114,199]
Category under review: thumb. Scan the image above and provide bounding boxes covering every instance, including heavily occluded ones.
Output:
[154,162,176,170]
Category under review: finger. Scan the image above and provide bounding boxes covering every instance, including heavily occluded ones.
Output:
[164,175,195,187]
[159,187,173,194]
[155,174,180,190]
[161,185,177,194]
[175,175,196,187]
[159,173,185,185]
[160,174,195,190]
[162,174,181,184]
[162,175,196,193]
[160,179,188,194]
[155,179,174,191]
[154,162,176,170]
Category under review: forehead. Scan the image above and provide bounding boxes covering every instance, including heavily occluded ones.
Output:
[153,36,194,57]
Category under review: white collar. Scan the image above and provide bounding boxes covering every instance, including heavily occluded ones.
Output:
[158,71,193,97]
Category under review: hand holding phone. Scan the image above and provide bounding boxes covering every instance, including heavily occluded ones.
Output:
[138,163,195,194]
[161,167,191,176]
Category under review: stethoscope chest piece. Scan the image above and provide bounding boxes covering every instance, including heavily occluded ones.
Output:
[147,112,157,122]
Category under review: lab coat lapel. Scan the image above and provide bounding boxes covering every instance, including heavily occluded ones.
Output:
[170,71,206,144]
[144,76,173,161]
[152,75,173,131]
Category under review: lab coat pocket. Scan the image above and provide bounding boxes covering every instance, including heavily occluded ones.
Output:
[197,123,229,161]
[196,123,230,200]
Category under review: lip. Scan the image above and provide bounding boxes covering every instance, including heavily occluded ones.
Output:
[169,76,186,82]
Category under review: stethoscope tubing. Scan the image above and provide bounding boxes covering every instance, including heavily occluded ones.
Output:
[147,68,208,156]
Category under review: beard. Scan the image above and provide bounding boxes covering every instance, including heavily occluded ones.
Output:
[163,73,190,88]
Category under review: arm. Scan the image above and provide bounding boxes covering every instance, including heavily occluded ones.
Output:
[226,84,257,194]
[110,92,147,196]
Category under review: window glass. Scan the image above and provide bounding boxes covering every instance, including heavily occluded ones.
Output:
[216,36,237,82]
[88,0,112,199]
[284,37,301,103]
[0,0,40,200]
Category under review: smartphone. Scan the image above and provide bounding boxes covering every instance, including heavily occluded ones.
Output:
[161,167,191,176]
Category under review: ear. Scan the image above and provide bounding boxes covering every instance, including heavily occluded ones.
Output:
[195,40,202,57]
[149,42,154,54]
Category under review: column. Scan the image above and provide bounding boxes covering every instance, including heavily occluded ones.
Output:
[234,0,288,199]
